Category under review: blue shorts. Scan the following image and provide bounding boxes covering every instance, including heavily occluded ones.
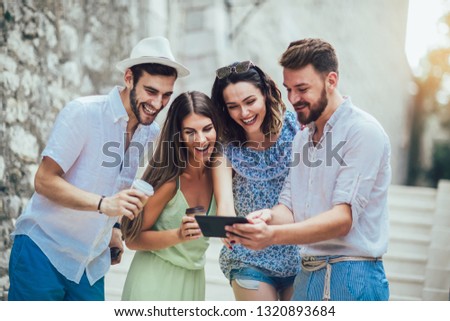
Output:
[8,235,104,301]
[292,256,389,301]
[230,266,296,292]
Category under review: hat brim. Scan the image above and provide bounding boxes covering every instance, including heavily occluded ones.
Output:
[116,57,190,78]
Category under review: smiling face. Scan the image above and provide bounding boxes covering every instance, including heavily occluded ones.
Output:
[283,64,329,125]
[222,81,266,139]
[181,112,217,166]
[127,70,176,126]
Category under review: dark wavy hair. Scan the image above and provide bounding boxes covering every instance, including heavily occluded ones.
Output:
[130,63,178,85]
[210,62,286,145]
[279,38,339,76]
[121,91,222,242]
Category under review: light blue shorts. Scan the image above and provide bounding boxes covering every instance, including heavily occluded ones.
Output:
[230,266,296,292]
[292,256,389,301]
[8,235,104,301]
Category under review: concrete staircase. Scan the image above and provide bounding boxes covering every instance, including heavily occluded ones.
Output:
[384,185,436,300]
[105,181,450,301]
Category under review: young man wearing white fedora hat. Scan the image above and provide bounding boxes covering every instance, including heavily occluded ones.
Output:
[8,36,190,301]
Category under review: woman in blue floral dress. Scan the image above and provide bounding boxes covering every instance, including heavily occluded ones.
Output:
[211,61,301,300]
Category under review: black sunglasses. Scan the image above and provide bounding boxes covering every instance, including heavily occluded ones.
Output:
[215,60,254,79]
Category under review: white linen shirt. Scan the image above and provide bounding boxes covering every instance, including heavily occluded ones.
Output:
[278,97,391,258]
[12,86,160,285]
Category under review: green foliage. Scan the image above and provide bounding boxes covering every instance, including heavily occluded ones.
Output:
[431,141,450,186]
[408,10,450,186]
[4,10,14,23]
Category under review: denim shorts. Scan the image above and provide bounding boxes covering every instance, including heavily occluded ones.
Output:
[230,266,296,292]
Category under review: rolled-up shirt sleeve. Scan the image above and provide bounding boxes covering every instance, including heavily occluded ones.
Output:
[278,168,293,211]
[332,121,390,228]
[278,133,302,211]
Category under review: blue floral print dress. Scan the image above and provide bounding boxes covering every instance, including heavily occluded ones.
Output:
[219,111,301,280]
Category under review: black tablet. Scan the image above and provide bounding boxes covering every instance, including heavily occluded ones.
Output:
[195,215,249,238]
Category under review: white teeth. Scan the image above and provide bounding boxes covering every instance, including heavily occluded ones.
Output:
[242,115,256,124]
[143,103,156,115]
[195,145,209,152]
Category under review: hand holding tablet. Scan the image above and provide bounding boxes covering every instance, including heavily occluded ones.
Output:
[194,215,249,238]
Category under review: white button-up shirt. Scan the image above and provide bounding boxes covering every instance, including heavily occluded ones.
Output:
[12,86,160,284]
[279,98,391,258]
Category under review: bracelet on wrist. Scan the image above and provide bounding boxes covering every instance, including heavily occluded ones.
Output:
[97,195,105,214]
[113,222,121,229]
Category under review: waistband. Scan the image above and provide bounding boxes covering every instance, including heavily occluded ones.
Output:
[301,255,382,300]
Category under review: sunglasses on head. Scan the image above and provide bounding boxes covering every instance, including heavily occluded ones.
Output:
[215,60,254,79]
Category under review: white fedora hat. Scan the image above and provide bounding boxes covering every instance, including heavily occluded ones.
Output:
[116,36,190,77]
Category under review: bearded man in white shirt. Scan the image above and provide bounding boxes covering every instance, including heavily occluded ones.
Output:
[225,38,391,301]
[8,37,190,301]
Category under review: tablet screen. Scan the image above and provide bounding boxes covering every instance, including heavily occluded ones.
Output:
[195,215,248,238]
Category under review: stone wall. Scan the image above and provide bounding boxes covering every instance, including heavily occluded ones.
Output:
[0,0,169,299]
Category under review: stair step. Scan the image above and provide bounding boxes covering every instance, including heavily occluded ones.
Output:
[389,294,422,301]
[387,272,425,283]
[389,233,430,244]
[388,185,437,198]
[389,214,433,227]
[387,273,425,299]
[389,225,432,238]
[384,251,427,262]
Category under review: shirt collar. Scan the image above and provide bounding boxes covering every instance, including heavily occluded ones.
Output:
[324,96,352,130]
[109,86,129,123]
[304,96,352,136]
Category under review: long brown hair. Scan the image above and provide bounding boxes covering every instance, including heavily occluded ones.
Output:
[211,62,286,145]
[121,91,222,242]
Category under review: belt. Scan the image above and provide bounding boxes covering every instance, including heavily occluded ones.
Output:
[301,256,382,301]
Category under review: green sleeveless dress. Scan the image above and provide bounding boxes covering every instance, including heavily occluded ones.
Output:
[121,180,216,301]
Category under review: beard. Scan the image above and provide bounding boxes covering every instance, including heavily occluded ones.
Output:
[295,87,328,125]
[129,86,154,126]
[129,86,142,124]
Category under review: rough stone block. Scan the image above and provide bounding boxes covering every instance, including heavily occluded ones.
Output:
[60,23,79,55]
[0,54,17,73]
[5,196,22,219]
[46,52,60,75]
[2,71,20,93]
[82,34,107,72]
[9,126,39,162]
[20,70,36,98]
[0,156,4,181]
[26,164,39,189]
[7,29,37,66]
[5,98,29,124]
[62,62,82,87]
[43,19,57,49]
[0,199,4,219]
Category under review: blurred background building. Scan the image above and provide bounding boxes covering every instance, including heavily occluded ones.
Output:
[0,0,449,300]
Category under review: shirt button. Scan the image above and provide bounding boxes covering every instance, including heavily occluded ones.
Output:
[306,203,310,209]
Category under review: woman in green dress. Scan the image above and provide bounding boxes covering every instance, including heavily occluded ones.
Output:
[121,91,222,301]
